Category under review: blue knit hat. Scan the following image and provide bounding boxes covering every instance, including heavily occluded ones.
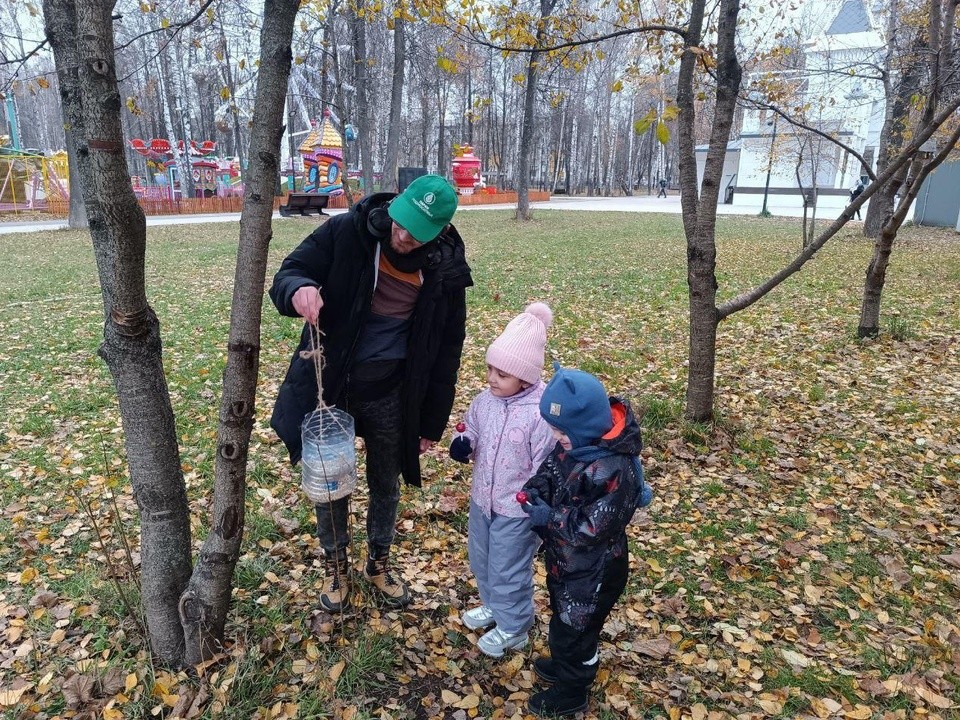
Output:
[539,363,613,449]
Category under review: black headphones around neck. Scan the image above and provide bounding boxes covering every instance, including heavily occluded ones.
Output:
[366,201,393,239]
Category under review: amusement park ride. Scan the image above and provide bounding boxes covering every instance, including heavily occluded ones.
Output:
[128,138,242,200]
[1,108,491,215]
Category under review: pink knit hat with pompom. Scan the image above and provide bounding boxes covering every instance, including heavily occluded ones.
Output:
[485,302,553,385]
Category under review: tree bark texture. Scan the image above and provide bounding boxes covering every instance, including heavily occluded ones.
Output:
[858,114,960,337]
[515,49,540,220]
[350,0,375,194]
[179,0,299,665]
[864,19,925,238]
[859,0,958,335]
[44,0,193,667]
[330,11,356,208]
[381,4,406,192]
[65,126,88,229]
[676,0,742,422]
[515,0,556,219]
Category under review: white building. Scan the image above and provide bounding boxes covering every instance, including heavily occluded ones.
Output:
[698,0,887,215]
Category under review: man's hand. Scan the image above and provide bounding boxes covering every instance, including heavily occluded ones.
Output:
[419,438,436,454]
[292,285,323,325]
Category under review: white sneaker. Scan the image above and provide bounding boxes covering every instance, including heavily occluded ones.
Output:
[462,605,496,630]
[478,627,528,658]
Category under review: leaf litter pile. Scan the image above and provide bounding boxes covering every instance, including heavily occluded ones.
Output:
[0,212,958,720]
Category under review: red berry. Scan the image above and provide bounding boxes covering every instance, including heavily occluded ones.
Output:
[456,422,466,433]
[516,491,528,504]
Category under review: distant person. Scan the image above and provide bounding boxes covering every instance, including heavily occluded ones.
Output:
[450,303,556,658]
[520,365,650,717]
[850,179,865,219]
[656,178,668,198]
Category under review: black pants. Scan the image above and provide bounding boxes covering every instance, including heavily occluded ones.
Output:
[315,384,402,558]
[547,552,629,689]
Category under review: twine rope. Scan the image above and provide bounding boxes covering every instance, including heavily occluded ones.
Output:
[299,321,327,410]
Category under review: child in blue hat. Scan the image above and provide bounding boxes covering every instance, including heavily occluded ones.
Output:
[519,364,647,718]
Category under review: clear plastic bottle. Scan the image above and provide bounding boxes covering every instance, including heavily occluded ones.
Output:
[300,408,357,502]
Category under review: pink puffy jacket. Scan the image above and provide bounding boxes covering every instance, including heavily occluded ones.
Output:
[458,381,557,518]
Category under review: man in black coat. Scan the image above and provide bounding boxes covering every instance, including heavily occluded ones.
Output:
[851,179,866,219]
[270,175,473,611]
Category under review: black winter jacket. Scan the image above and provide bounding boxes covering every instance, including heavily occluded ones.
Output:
[523,398,642,630]
[269,192,473,486]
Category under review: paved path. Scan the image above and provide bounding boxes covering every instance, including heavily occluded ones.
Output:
[0,194,857,235]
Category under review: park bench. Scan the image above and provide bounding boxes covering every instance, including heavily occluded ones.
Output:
[279,193,329,217]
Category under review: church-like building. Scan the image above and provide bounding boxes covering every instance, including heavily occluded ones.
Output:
[697,0,886,215]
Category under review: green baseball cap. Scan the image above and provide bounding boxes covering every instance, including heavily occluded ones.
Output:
[388,174,459,243]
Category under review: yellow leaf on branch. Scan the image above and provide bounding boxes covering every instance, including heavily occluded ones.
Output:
[656,121,670,145]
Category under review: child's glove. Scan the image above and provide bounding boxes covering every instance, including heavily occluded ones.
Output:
[521,495,552,528]
[450,436,473,463]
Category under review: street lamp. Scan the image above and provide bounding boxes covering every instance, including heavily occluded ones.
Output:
[760,113,779,217]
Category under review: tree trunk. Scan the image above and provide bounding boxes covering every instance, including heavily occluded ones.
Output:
[862,182,898,237]
[350,0,374,194]
[676,0,742,422]
[220,25,246,181]
[45,0,301,669]
[420,89,429,169]
[859,0,957,331]
[64,126,88,229]
[44,0,193,667]
[858,225,896,337]
[864,9,923,238]
[436,79,448,176]
[515,49,540,219]
[154,32,194,201]
[329,10,356,208]
[381,3,406,192]
[179,0,299,664]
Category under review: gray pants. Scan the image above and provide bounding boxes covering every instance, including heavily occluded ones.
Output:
[468,499,540,635]
[315,385,402,559]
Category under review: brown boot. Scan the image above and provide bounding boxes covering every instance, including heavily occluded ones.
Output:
[363,548,410,607]
[320,554,352,612]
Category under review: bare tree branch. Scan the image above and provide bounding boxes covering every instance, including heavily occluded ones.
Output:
[716,96,960,320]
[456,24,686,54]
[115,0,217,51]
[0,39,48,93]
[115,0,217,82]
[744,97,879,183]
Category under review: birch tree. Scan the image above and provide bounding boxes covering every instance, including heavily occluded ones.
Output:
[381,0,407,191]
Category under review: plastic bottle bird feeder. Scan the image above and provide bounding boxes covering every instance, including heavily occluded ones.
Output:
[300,407,357,503]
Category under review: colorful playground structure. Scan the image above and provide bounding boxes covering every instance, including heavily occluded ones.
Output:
[298,109,345,196]
[0,146,69,212]
[1,118,538,218]
[129,138,242,200]
[451,144,483,195]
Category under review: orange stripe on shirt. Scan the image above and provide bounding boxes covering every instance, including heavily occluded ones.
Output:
[379,252,423,286]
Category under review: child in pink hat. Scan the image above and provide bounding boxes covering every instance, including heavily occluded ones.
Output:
[450,302,556,657]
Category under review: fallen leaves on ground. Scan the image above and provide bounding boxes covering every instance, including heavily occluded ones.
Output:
[0,215,958,719]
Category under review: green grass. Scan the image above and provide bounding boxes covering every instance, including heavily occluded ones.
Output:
[1,212,959,718]
[334,631,400,696]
